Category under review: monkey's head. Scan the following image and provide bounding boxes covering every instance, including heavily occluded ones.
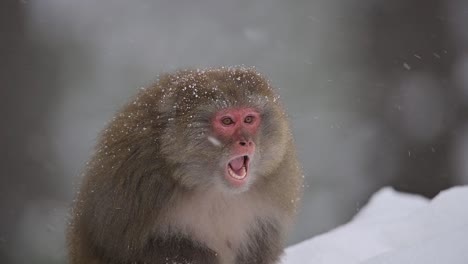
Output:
[131,67,290,193]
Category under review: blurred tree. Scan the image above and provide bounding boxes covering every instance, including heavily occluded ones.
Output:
[0,0,61,261]
[365,0,461,197]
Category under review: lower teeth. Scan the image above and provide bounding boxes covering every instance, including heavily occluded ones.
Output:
[229,166,246,179]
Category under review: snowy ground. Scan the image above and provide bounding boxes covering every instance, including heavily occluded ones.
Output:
[283,186,468,264]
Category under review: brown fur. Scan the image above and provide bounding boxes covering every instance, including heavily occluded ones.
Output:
[67,67,302,264]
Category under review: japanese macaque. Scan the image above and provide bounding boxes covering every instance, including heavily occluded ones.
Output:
[67,67,303,264]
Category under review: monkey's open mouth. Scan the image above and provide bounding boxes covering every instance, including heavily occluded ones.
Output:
[226,156,249,185]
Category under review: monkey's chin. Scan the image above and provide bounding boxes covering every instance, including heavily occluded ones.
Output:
[225,155,250,188]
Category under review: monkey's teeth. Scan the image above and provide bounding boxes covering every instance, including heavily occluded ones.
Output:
[228,165,247,179]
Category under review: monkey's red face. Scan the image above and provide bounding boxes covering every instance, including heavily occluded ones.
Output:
[212,108,260,188]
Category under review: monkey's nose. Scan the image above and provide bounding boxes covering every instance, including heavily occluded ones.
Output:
[236,139,255,155]
[238,140,253,147]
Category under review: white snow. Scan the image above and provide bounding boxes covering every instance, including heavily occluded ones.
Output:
[207,136,222,147]
[282,186,468,264]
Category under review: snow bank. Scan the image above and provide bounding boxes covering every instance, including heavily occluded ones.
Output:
[283,186,468,264]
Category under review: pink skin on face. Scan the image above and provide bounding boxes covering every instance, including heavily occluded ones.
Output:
[212,108,260,188]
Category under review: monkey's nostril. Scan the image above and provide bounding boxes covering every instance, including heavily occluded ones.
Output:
[239,141,247,146]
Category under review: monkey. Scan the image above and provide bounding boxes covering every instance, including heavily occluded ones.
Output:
[67,66,303,264]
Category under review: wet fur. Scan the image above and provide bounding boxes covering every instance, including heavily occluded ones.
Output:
[67,67,302,264]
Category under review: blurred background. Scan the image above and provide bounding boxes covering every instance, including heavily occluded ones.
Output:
[2,0,468,263]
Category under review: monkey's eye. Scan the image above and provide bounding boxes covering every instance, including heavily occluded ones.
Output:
[221,117,234,125]
[244,116,255,124]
